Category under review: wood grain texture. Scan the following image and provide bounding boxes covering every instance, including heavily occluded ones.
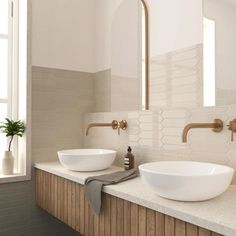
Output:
[165,215,175,236]
[75,183,80,231]
[175,219,186,236]
[199,228,212,236]
[79,185,85,235]
[187,223,198,236]
[104,194,111,236]
[146,208,155,236]
[124,200,131,236]
[138,206,146,236]
[116,198,124,236]
[131,203,138,236]
[212,233,223,236]
[35,170,224,236]
[71,182,76,229]
[110,196,117,236]
[156,212,165,236]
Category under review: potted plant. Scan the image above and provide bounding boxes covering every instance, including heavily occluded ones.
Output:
[0,118,25,175]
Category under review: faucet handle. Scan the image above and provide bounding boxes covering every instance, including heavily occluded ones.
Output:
[120,120,128,130]
[118,120,128,135]
[227,119,236,142]
[111,120,119,130]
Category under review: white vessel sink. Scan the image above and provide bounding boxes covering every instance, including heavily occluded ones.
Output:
[58,149,117,172]
[139,161,234,201]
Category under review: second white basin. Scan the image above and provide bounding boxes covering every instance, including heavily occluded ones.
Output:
[58,149,117,172]
[139,161,234,201]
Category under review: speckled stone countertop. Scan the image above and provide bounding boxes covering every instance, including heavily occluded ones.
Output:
[35,162,236,236]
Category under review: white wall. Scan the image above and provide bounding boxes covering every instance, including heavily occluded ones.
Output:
[93,0,124,72]
[32,0,95,73]
[111,0,139,78]
[32,0,203,72]
[146,0,203,57]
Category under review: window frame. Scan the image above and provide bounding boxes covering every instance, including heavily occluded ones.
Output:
[0,0,31,183]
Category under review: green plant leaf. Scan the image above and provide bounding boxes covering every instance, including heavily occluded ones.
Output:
[0,118,25,151]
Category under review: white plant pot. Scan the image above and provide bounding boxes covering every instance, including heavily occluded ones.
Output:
[2,151,14,175]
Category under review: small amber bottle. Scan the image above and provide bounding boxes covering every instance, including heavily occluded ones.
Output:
[124,146,135,170]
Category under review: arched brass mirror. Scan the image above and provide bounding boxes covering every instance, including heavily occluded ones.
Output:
[110,0,149,111]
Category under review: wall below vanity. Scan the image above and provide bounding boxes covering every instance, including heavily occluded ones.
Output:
[83,106,236,180]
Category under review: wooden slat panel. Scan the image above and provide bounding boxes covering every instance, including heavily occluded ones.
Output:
[110,196,117,236]
[57,176,62,220]
[63,179,68,224]
[124,200,131,236]
[156,212,165,236]
[46,172,50,212]
[75,183,80,232]
[94,212,99,236]
[67,181,72,227]
[43,171,47,210]
[165,215,175,236]
[84,196,89,236]
[40,170,43,207]
[175,219,186,236]
[54,176,58,218]
[104,194,111,236]
[198,228,211,236]
[79,186,85,235]
[49,173,54,214]
[43,172,48,210]
[147,208,155,236]
[99,193,105,236]
[60,177,65,222]
[35,170,39,204]
[212,233,223,236]
[117,198,124,236]
[71,182,76,230]
[186,223,198,236]
[50,174,54,215]
[131,203,138,236]
[88,205,94,236]
[37,170,42,206]
[138,206,146,236]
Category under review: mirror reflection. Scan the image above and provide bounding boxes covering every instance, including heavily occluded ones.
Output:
[93,0,148,112]
[203,0,236,106]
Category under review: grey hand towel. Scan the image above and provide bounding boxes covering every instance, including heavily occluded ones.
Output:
[84,169,139,215]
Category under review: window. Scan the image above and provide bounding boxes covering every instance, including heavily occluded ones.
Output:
[0,0,29,181]
[0,0,15,168]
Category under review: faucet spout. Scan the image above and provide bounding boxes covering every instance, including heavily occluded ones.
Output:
[182,119,223,143]
[86,122,116,136]
[86,120,127,136]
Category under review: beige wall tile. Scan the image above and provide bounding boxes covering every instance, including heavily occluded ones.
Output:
[32,66,93,162]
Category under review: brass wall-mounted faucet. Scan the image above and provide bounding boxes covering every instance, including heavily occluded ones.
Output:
[86,120,128,136]
[227,119,236,142]
[182,119,223,143]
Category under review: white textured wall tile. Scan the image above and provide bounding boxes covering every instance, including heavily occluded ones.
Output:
[83,105,236,181]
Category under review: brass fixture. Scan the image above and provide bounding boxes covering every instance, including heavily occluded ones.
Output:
[140,0,149,110]
[86,120,128,136]
[182,119,223,143]
[227,119,236,141]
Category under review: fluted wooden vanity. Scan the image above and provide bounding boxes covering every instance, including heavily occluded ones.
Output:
[36,169,222,236]
[34,163,236,236]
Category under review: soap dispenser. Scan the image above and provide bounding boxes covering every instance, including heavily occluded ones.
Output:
[124,146,135,170]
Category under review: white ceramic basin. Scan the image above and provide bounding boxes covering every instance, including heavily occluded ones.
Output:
[139,161,234,201]
[58,149,117,171]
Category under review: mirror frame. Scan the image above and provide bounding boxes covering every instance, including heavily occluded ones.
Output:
[141,0,149,110]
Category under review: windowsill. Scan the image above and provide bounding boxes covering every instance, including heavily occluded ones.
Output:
[0,173,31,184]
